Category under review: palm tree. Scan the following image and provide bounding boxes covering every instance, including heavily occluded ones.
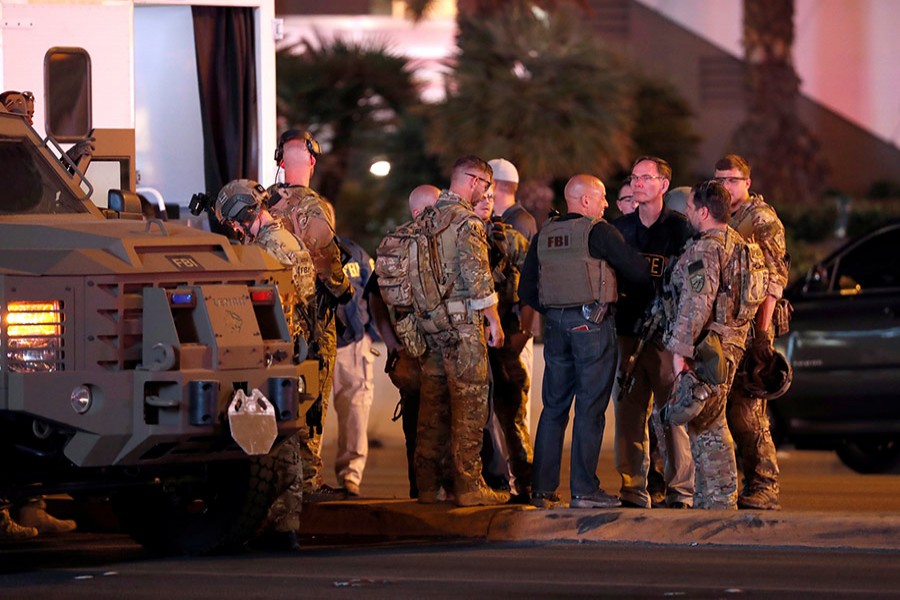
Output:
[276,34,420,203]
[430,3,634,184]
[731,0,828,206]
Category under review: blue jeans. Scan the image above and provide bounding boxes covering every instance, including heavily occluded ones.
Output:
[532,307,618,497]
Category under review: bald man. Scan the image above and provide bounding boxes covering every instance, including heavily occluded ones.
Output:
[409,184,441,218]
[366,184,440,498]
[519,174,651,509]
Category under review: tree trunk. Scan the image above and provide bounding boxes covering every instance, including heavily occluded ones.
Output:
[732,0,828,207]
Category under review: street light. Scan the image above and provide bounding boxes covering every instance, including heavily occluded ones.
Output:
[370,160,391,177]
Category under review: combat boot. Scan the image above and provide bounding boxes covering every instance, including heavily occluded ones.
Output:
[1,508,38,541]
[17,500,77,534]
[737,488,781,511]
[456,485,510,507]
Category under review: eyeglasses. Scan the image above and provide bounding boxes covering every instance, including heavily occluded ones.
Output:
[714,176,748,185]
[628,174,663,184]
[466,172,492,188]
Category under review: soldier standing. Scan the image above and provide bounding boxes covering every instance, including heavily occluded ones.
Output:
[414,156,508,507]
[519,174,650,508]
[367,185,441,498]
[473,185,535,502]
[487,158,538,429]
[613,156,695,509]
[213,180,316,543]
[268,129,353,502]
[714,154,790,510]
[662,180,754,510]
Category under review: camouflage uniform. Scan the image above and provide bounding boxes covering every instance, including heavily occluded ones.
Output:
[268,184,352,493]
[253,221,316,531]
[485,218,534,495]
[664,227,752,510]
[728,194,789,507]
[415,190,499,499]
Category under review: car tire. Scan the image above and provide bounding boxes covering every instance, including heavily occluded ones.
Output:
[835,437,900,474]
[112,456,283,555]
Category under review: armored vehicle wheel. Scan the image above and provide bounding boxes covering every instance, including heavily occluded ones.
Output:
[112,456,281,555]
[835,437,900,474]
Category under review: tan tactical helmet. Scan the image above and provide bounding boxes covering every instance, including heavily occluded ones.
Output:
[215,179,269,225]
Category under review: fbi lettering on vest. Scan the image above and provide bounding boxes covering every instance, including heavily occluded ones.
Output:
[547,234,570,248]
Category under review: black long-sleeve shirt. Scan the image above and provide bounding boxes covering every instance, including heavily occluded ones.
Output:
[519,213,651,313]
[612,207,693,335]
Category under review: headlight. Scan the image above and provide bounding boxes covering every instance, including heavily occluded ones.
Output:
[5,301,65,373]
[70,384,92,414]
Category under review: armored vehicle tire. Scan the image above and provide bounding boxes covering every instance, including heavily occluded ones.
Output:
[835,437,900,475]
[112,456,282,555]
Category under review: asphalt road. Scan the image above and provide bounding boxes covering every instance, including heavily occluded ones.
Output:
[3,445,900,598]
[3,537,900,599]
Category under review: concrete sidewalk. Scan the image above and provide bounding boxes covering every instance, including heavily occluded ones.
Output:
[314,343,900,552]
[314,438,900,552]
[297,500,900,552]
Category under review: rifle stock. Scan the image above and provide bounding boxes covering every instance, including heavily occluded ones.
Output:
[615,299,665,401]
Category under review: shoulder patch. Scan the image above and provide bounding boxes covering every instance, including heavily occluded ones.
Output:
[688,259,707,293]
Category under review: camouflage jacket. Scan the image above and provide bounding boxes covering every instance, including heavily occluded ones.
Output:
[486,218,528,319]
[267,183,350,299]
[663,226,751,358]
[731,193,789,299]
[434,190,497,310]
[255,220,316,341]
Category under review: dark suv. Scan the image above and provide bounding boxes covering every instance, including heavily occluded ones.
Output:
[772,221,900,474]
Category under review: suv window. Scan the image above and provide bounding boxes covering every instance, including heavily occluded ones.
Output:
[833,226,900,292]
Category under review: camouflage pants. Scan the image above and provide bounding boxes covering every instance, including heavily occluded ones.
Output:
[686,351,741,510]
[416,322,490,496]
[614,336,694,507]
[488,344,533,493]
[298,316,337,492]
[727,386,780,498]
[266,434,304,531]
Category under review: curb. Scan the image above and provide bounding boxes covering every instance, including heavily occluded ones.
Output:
[298,500,900,551]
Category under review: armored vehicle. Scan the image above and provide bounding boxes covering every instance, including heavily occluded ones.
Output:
[0,111,318,554]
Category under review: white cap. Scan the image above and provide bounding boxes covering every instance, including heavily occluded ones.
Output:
[488,158,519,183]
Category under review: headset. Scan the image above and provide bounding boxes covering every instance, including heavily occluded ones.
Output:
[274,129,321,163]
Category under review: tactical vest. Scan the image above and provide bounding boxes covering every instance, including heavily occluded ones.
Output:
[537,216,617,307]
[709,227,768,328]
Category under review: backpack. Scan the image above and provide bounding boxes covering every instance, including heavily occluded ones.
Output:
[374,206,454,325]
[720,231,768,325]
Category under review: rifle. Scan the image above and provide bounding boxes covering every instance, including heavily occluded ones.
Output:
[616,297,666,401]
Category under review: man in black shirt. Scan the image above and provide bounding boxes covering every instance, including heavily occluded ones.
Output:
[613,156,694,509]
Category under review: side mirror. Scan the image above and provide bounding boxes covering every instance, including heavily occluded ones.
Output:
[108,189,142,215]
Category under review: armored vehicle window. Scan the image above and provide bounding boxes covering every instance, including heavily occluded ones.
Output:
[44,47,92,142]
[0,137,90,215]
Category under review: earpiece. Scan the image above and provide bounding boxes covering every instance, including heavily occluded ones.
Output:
[274,129,321,163]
